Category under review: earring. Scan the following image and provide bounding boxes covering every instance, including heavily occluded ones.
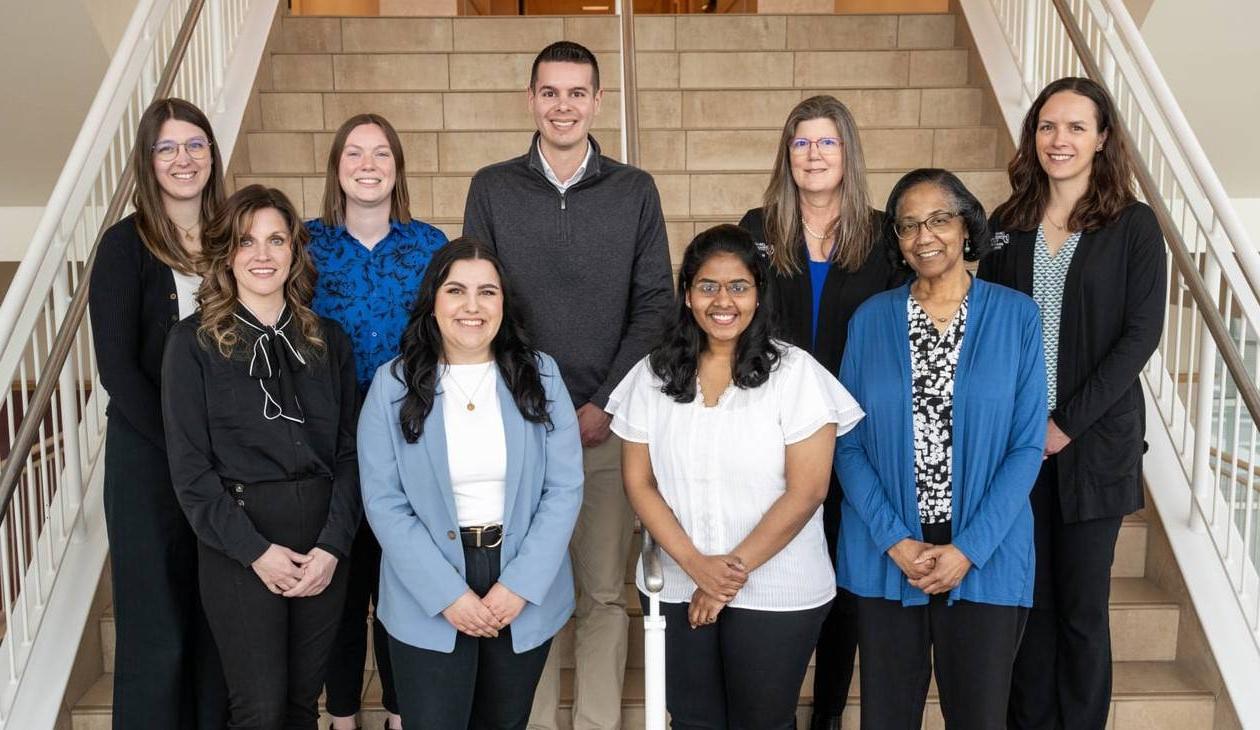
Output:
[964,239,972,255]
[1096,145,1104,152]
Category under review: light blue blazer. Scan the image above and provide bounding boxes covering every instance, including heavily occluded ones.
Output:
[357,353,583,653]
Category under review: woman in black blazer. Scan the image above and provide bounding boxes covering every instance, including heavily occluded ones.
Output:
[979,77,1166,730]
[738,94,900,730]
[87,98,228,730]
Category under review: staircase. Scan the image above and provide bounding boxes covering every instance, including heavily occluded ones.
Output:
[69,511,1219,728]
[225,11,1015,261]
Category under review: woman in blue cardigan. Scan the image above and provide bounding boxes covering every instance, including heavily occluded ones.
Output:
[357,238,583,730]
[835,169,1046,730]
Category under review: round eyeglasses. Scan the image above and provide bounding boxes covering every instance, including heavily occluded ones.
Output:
[893,212,960,239]
[788,137,842,156]
[152,138,212,162]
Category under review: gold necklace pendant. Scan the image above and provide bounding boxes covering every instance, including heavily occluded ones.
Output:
[466,402,476,412]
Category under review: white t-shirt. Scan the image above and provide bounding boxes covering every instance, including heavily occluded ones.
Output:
[172,269,201,320]
[439,362,506,527]
[606,344,864,611]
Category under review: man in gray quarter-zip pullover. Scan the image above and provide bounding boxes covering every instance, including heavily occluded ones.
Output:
[462,41,672,730]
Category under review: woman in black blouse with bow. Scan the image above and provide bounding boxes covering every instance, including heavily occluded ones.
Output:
[162,185,360,730]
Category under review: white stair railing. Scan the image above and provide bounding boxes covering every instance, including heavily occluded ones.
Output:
[0,0,275,725]
[960,0,1260,724]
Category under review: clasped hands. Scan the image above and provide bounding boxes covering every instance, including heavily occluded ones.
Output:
[682,553,749,629]
[888,538,972,595]
[251,544,338,598]
[442,583,527,638]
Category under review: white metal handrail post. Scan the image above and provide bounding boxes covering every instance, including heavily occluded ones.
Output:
[1190,256,1222,533]
[641,529,666,730]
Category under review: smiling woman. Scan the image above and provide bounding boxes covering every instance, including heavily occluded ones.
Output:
[608,224,864,730]
[305,112,449,730]
[161,184,361,730]
[356,238,583,730]
[86,97,229,730]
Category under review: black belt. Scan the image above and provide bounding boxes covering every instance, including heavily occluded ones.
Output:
[460,524,503,548]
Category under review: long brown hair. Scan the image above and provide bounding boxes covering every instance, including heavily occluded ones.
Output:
[991,77,1136,232]
[197,185,324,357]
[319,113,412,226]
[130,98,226,273]
[760,95,874,275]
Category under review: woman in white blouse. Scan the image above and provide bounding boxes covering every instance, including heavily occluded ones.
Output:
[608,224,864,729]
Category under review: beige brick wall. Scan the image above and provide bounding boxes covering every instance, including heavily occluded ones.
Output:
[232,12,1012,265]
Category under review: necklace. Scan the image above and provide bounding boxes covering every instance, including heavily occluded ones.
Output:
[1044,212,1068,231]
[800,218,829,239]
[173,220,199,243]
[444,362,494,411]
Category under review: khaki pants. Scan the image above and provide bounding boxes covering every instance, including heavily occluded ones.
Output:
[529,435,635,729]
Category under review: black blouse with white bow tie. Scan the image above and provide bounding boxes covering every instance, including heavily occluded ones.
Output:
[160,304,361,567]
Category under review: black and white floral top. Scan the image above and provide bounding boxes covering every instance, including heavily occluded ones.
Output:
[908,295,969,524]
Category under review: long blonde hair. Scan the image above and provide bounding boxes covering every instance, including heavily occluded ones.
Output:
[197,185,324,357]
[130,98,226,273]
[760,95,874,274]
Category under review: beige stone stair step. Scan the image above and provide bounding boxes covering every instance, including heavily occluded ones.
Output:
[74,660,1212,730]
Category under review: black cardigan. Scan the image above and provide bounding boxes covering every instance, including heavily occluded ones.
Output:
[978,202,1167,522]
[88,214,181,452]
[738,207,902,375]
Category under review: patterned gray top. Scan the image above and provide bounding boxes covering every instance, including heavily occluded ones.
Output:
[1033,225,1082,410]
[908,294,969,525]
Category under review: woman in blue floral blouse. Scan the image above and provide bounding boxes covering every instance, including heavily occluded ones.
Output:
[308,112,448,730]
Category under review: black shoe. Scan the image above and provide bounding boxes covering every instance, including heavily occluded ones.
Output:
[809,713,842,730]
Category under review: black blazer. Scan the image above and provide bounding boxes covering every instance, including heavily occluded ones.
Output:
[979,202,1167,522]
[738,207,901,375]
[88,214,182,452]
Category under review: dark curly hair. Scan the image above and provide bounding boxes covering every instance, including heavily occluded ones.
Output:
[881,168,993,272]
[649,224,781,403]
[392,238,551,443]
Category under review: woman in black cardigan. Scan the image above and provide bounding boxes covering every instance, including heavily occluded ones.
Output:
[87,98,228,729]
[979,77,1166,730]
[162,185,360,729]
[738,94,900,730]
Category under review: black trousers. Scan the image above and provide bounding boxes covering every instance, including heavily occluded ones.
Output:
[103,416,227,730]
[812,480,860,719]
[324,521,397,716]
[390,544,552,730]
[1008,457,1124,730]
[199,477,350,730]
[855,521,1028,730]
[644,594,830,730]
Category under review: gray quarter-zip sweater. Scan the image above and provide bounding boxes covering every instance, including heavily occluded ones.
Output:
[462,134,674,409]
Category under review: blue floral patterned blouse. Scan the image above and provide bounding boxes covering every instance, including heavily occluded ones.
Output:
[307,218,448,393]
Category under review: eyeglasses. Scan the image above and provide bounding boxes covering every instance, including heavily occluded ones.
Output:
[893,212,961,240]
[692,281,756,297]
[788,137,842,156]
[152,138,212,162]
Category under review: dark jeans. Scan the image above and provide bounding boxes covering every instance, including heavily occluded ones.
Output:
[198,477,350,730]
[324,521,396,716]
[855,521,1028,730]
[1009,457,1124,730]
[103,416,227,730]
[644,594,830,730]
[812,480,859,719]
[390,544,552,730]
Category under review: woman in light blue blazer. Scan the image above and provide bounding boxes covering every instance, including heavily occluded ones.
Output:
[835,169,1047,730]
[357,238,583,730]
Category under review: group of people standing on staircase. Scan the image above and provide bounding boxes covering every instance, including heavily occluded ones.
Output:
[87,32,1164,730]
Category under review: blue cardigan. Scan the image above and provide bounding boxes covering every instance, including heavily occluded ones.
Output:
[835,279,1046,607]
[358,353,584,652]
